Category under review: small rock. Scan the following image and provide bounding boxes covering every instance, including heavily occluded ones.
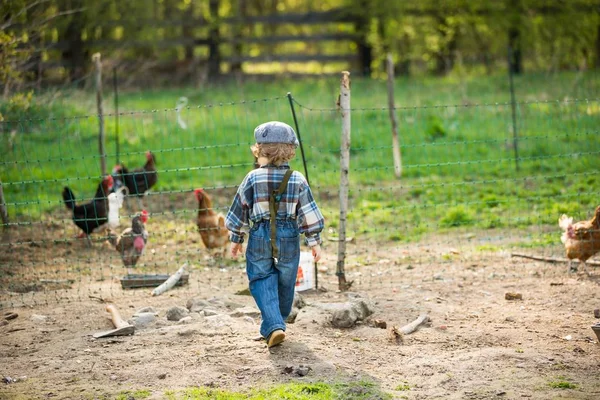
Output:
[166,306,189,322]
[0,320,8,327]
[293,294,306,309]
[329,299,375,328]
[496,391,506,396]
[286,309,298,324]
[505,316,516,322]
[563,335,572,341]
[205,314,235,328]
[296,365,311,377]
[594,309,600,319]
[158,373,167,380]
[230,306,261,319]
[31,314,48,323]
[110,375,117,381]
[186,298,212,313]
[505,292,522,301]
[203,309,218,317]
[178,316,193,324]
[371,319,387,329]
[283,366,294,374]
[4,312,18,321]
[3,376,14,384]
[243,316,256,325]
[130,312,156,328]
[437,325,448,331]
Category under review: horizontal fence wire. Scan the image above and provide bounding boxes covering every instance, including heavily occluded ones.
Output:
[0,96,294,308]
[1,85,599,307]
[292,95,600,290]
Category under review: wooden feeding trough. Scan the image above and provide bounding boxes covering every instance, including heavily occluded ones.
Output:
[120,273,189,289]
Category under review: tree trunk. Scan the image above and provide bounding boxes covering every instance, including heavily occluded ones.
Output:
[354,0,372,77]
[183,0,195,61]
[434,14,457,75]
[231,0,247,74]
[207,0,221,79]
[596,21,600,68]
[61,0,87,85]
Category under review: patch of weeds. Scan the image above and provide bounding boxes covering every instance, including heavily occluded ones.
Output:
[409,188,424,199]
[475,244,501,252]
[395,381,411,391]
[388,232,403,241]
[335,380,392,400]
[514,233,558,248]
[548,377,577,389]
[515,348,524,353]
[116,390,151,400]
[165,382,390,400]
[440,206,474,228]
[481,194,500,208]
[426,115,447,141]
[481,215,504,229]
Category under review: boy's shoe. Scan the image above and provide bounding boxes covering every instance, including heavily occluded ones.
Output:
[267,329,285,348]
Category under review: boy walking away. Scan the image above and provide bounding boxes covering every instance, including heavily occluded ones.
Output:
[226,121,324,348]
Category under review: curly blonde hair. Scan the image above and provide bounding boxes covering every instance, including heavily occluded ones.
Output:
[251,143,296,166]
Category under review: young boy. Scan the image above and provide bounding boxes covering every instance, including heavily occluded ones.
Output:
[226,121,324,348]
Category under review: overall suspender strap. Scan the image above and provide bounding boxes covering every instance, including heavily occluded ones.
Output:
[269,169,293,263]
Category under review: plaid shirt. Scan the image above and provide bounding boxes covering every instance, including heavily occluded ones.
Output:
[225,163,324,247]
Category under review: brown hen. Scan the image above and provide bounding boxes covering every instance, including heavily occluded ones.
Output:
[194,188,229,253]
[559,206,600,275]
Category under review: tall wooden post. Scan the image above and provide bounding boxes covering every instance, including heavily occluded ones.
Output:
[386,54,402,178]
[93,53,106,176]
[337,71,352,291]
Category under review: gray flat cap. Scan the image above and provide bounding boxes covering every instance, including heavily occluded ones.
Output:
[254,121,299,148]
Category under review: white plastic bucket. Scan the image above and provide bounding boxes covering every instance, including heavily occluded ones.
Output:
[295,251,314,292]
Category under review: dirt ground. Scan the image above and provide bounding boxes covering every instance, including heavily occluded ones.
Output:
[1,220,600,399]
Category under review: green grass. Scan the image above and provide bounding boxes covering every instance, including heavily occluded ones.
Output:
[548,377,578,390]
[115,390,151,400]
[164,381,391,399]
[1,70,599,244]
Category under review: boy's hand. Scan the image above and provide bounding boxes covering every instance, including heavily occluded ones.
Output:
[311,244,322,263]
[230,242,243,258]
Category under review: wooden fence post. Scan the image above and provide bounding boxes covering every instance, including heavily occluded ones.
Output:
[337,71,352,291]
[386,53,402,178]
[93,53,107,176]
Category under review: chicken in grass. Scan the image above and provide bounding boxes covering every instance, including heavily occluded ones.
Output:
[62,176,113,246]
[194,188,229,253]
[559,205,600,275]
[112,151,158,208]
[107,210,149,275]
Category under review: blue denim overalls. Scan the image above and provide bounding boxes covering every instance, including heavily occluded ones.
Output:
[246,169,300,339]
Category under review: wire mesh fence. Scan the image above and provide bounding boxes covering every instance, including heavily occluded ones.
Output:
[1,73,599,309]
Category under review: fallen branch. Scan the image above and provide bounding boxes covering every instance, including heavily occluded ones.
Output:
[151,263,187,296]
[399,314,430,335]
[511,253,600,267]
